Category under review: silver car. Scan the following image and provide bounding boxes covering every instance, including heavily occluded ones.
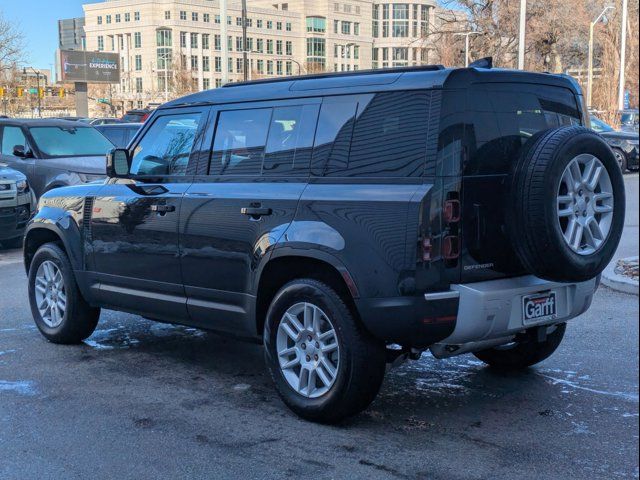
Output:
[0,119,114,199]
[0,165,35,248]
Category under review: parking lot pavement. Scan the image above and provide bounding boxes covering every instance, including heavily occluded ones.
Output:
[0,253,637,480]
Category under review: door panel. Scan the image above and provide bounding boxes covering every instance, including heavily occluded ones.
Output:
[88,108,208,320]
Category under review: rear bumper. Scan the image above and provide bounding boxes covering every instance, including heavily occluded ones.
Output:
[430,275,597,358]
[356,275,597,352]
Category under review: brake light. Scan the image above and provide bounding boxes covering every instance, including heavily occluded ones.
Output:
[421,237,432,262]
[443,235,460,260]
[444,199,461,224]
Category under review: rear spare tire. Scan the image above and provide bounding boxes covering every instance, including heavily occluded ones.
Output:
[509,126,625,282]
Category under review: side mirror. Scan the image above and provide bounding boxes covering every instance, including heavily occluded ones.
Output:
[13,145,30,158]
[106,148,132,178]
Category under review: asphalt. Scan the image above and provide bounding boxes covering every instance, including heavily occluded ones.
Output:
[0,176,638,480]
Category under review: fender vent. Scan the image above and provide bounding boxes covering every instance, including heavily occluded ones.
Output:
[83,197,94,243]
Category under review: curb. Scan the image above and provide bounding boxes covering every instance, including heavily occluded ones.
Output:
[601,256,639,295]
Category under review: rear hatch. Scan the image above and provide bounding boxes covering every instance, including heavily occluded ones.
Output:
[459,82,584,283]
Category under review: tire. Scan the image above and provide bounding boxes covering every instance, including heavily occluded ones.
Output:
[612,148,628,173]
[1,237,23,249]
[264,279,386,423]
[508,126,626,282]
[473,323,566,369]
[28,242,100,344]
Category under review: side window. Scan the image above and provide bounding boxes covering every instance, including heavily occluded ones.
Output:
[99,128,124,147]
[131,113,202,176]
[210,108,272,176]
[1,127,27,156]
[312,98,358,175]
[346,91,431,177]
[263,105,319,176]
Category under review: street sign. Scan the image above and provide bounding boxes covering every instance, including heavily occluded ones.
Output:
[97,98,111,104]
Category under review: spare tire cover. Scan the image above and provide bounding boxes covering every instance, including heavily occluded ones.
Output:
[508,126,625,282]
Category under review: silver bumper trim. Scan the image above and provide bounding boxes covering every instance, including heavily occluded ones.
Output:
[424,291,460,301]
[430,275,597,359]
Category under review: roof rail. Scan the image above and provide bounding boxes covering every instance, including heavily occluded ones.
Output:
[222,64,446,88]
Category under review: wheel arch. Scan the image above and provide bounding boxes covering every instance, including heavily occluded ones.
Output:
[254,250,360,339]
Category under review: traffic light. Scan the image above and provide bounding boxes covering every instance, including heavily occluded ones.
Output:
[17,87,23,97]
[38,87,44,98]
[58,88,65,98]
[0,87,4,98]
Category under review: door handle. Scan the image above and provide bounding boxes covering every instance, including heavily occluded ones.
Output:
[241,207,272,218]
[150,204,176,214]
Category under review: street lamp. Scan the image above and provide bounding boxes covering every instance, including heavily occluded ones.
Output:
[23,67,42,118]
[518,0,527,70]
[453,32,481,67]
[587,4,615,108]
[618,0,629,110]
[340,42,357,71]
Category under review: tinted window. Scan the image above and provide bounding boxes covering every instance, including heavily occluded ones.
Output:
[1,127,27,156]
[263,105,319,176]
[312,98,358,175]
[466,84,581,175]
[131,113,202,176]
[29,126,114,157]
[345,91,430,177]
[98,127,125,147]
[211,108,272,176]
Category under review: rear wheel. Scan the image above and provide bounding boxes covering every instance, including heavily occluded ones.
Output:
[473,323,566,369]
[612,148,628,173]
[264,279,386,423]
[28,243,100,344]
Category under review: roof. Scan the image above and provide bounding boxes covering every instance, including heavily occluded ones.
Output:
[0,118,92,127]
[161,66,582,110]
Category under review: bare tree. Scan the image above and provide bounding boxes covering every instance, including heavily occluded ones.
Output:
[0,12,24,70]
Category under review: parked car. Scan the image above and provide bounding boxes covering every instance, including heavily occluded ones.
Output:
[590,115,639,172]
[83,118,124,126]
[23,66,625,423]
[121,109,152,123]
[618,109,639,133]
[95,123,142,148]
[0,165,34,248]
[0,119,114,199]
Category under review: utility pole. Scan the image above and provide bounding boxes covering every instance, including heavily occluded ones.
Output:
[242,0,248,81]
[454,32,481,67]
[221,0,229,85]
[24,67,42,118]
[518,0,527,70]
[587,5,615,108]
[618,0,628,111]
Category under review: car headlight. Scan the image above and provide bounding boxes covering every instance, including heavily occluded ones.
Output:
[16,180,29,194]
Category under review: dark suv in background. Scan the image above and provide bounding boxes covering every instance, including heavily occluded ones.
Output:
[0,119,114,198]
[23,66,625,423]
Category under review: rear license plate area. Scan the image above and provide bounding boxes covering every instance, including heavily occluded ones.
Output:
[522,291,557,324]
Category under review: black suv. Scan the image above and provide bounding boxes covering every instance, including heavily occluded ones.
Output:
[23,66,625,423]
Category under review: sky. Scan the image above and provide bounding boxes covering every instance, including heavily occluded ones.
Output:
[0,0,99,71]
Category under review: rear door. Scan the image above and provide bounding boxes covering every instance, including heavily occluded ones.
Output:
[460,83,583,283]
[179,99,320,334]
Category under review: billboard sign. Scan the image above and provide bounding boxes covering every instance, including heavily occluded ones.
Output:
[59,50,120,84]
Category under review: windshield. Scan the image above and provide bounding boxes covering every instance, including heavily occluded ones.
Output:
[29,126,114,157]
[620,112,639,126]
[590,116,614,133]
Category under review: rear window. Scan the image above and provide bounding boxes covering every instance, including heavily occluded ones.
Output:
[464,84,581,175]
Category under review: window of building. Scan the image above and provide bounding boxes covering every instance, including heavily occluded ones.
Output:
[276,40,283,55]
[134,11,140,21]
[354,23,360,35]
[267,21,273,29]
[115,14,121,23]
[266,39,274,54]
[125,13,131,22]
[97,36,104,51]
[157,29,172,47]
[306,38,326,70]
[334,20,339,34]
[267,60,274,75]
[344,4,352,13]
[134,32,142,48]
[131,113,202,176]
[97,16,102,25]
[203,78,210,90]
[211,108,273,176]
[306,16,326,33]
[180,32,187,48]
[202,34,210,50]
[276,60,283,75]
[257,59,264,74]
[256,38,264,53]
[276,22,283,31]
[192,12,199,22]
[286,61,293,75]
[135,55,143,71]
[236,37,243,51]
[286,41,293,56]
[191,33,198,49]
[204,13,210,23]
[286,22,292,31]
[341,21,352,35]
[203,56,210,72]
[165,11,171,20]
[191,55,198,70]
[215,56,222,72]
[214,34,221,51]
[135,78,143,93]
[392,47,408,66]
[180,11,187,20]
[106,15,112,24]
[257,19,263,28]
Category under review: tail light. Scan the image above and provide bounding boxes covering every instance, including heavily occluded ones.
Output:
[443,235,460,260]
[421,237,432,262]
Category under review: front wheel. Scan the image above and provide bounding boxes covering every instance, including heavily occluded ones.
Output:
[473,323,566,369]
[612,148,628,173]
[28,243,101,344]
[264,279,386,423]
